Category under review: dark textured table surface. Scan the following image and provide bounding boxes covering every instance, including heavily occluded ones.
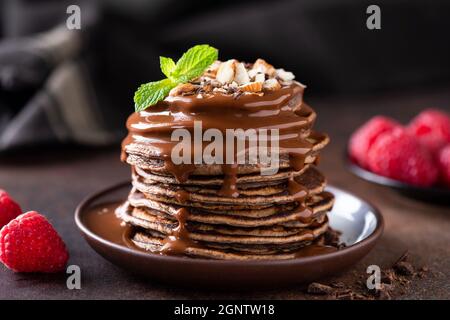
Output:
[1,86,449,299]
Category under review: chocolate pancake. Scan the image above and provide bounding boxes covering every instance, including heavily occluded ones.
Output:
[118,61,335,260]
[132,166,326,207]
[131,226,329,260]
[134,164,311,187]
[129,190,294,217]
[131,218,328,246]
[122,207,312,238]
[125,132,329,177]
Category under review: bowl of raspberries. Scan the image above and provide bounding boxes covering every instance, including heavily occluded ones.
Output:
[347,108,450,203]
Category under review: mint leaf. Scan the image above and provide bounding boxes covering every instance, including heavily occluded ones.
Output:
[160,56,176,78]
[133,44,218,111]
[171,44,218,83]
[134,78,176,112]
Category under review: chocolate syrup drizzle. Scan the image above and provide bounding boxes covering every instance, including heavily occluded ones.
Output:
[121,83,321,256]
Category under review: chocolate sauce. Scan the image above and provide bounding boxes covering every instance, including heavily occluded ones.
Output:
[82,202,140,250]
[286,173,315,224]
[160,208,197,255]
[120,83,320,256]
[175,189,190,203]
[219,164,239,197]
[121,84,313,184]
[294,245,338,258]
[287,174,309,203]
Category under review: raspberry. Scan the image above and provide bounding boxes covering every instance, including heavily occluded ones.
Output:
[0,190,22,228]
[437,145,450,187]
[349,116,400,168]
[408,109,450,154]
[0,211,69,273]
[368,127,438,187]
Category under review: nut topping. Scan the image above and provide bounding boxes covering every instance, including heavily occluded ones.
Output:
[234,63,250,85]
[169,83,197,96]
[216,59,236,84]
[167,57,298,97]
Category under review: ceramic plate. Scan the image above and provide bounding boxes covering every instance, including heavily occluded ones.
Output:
[75,182,383,288]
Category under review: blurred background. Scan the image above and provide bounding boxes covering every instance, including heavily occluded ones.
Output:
[0,0,449,152]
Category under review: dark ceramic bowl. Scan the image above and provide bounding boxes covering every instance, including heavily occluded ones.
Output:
[75,182,383,288]
[346,152,450,205]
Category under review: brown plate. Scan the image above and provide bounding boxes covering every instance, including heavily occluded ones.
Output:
[75,182,383,288]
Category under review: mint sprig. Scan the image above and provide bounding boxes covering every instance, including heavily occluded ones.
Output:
[134,44,218,112]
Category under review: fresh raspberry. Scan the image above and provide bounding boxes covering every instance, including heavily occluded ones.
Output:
[437,145,450,187]
[0,211,69,273]
[368,127,438,187]
[408,109,450,154]
[0,190,22,228]
[349,116,400,168]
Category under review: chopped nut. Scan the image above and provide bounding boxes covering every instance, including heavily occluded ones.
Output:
[263,78,281,91]
[247,68,259,80]
[204,60,221,78]
[200,82,213,93]
[229,81,238,89]
[169,83,197,96]
[187,57,296,97]
[213,87,227,93]
[216,59,236,84]
[254,73,265,83]
[234,62,250,85]
[253,58,276,76]
[276,68,295,81]
[239,81,263,92]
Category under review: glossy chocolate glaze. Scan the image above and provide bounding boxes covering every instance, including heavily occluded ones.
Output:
[82,202,139,250]
[121,84,312,175]
[120,83,325,257]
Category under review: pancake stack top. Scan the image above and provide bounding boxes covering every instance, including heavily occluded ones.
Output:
[118,58,335,260]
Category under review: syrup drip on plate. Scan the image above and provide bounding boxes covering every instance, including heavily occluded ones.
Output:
[160,208,197,255]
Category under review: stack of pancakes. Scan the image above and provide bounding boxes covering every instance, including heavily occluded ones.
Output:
[118,60,335,260]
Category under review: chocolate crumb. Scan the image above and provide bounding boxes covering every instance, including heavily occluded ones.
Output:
[381,269,396,284]
[394,261,415,276]
[331,282,345,289]
[353,293,370,300]
[417,266,429,278]
[377,285,392,300]
[394,250,410,264]
[334,289,354,300]
[307,282,334,295]
[304,250,427,300]
[323,228,342,247]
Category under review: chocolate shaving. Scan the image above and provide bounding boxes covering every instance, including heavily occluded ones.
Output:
[394,261,415,276]
[307,282,334,295]
[305,250,429,300]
